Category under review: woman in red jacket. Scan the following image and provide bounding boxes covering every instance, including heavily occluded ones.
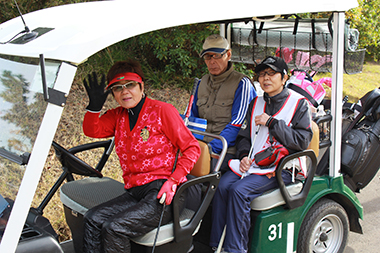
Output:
[81,59,200,253]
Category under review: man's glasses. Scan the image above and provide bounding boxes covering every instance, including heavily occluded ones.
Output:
[203,53,225,60]
[111,81,139,92]
[258,71,278,77]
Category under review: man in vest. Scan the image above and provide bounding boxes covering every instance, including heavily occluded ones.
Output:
[190,34,256,172]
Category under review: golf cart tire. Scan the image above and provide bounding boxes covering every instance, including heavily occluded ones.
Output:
[297,198,349,253]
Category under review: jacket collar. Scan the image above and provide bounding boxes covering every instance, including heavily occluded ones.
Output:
[263,87,290,115]
[209,62,234,84]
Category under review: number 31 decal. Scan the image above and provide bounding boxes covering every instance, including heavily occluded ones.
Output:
[268,222,295,242]
[268,222,295,253]
[268,222,282,241]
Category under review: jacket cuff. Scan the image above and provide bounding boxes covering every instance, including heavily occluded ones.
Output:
[85,109,102,114]
[170,169,188,183]
[239,151,249,160]
[266,117,279,129]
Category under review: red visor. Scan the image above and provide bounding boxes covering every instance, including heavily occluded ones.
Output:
[106,72,143,90]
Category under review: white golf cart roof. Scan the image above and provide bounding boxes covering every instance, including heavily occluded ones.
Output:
[0,0,358,252]
[0,0,357,64]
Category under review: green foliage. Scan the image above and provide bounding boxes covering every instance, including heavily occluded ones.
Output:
[347,0,380,61]
[78,41,135,79]
[0,0,97,25]
[297,4,380,61]
[233,63,254,79]
[122,24,219,88]
[79,23,258,90]
[76,24,221,90]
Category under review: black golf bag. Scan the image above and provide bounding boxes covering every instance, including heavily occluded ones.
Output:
[341,88,380,192]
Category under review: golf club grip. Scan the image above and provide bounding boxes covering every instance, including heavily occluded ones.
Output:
[185,78,200,119]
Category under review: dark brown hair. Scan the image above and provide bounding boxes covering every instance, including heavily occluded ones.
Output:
[107,59,145,83]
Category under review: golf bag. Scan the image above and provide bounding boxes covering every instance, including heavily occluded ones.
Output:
[341,88,380,192]
[286,69,331,108]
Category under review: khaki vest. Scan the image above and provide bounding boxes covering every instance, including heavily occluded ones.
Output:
[197,65,245,154]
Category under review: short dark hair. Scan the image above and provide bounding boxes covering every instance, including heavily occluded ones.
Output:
[107,59,145,84]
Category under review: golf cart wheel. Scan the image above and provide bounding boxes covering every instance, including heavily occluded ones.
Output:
[297,198,349,253]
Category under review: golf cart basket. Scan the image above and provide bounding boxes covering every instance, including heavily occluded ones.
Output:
[230,16,366,74]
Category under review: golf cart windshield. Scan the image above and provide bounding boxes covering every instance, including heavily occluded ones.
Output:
[0,55,61,225]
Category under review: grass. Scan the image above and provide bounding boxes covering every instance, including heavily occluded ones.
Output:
[314,61,380,103]
[343,62,380,102]
[29,61,380,242]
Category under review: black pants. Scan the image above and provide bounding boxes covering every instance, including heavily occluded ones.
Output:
[83,180,185,253]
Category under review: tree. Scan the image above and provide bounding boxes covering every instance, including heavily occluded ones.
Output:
[347,0,380,60]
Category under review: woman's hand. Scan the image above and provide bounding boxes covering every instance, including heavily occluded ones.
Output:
[83,72,110,112]
[254,113,270,126]
[239,156,253,173]
[157,178,177,205]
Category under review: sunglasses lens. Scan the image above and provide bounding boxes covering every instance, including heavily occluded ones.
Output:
[111,81,138,92]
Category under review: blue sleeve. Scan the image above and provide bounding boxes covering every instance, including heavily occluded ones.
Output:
[210,77,257,153]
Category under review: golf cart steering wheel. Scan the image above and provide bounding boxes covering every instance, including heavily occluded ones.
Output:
[52,141,103,178]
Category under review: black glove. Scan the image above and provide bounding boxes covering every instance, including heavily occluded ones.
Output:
[83,72,110,112]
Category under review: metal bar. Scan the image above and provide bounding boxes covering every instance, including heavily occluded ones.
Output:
[329,12,345,177]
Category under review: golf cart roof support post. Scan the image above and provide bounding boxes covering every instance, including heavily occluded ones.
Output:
[226,24,232,47]
[220,23,225,37]
[329,12,345,178]
[219,23,231,45]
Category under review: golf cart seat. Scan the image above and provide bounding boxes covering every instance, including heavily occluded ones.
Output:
[250,121,319,211]
[60,176,199,252]
[130,137,214,252]
[60,130,226,253]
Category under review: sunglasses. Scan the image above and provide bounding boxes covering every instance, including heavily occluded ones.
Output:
[258,71,278,77]
[111,81,139,92]
[203,53,225,60]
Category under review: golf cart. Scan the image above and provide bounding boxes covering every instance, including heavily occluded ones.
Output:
[0,0,366,252]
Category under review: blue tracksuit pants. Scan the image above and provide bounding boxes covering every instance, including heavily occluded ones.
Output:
[210,170,292,253]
